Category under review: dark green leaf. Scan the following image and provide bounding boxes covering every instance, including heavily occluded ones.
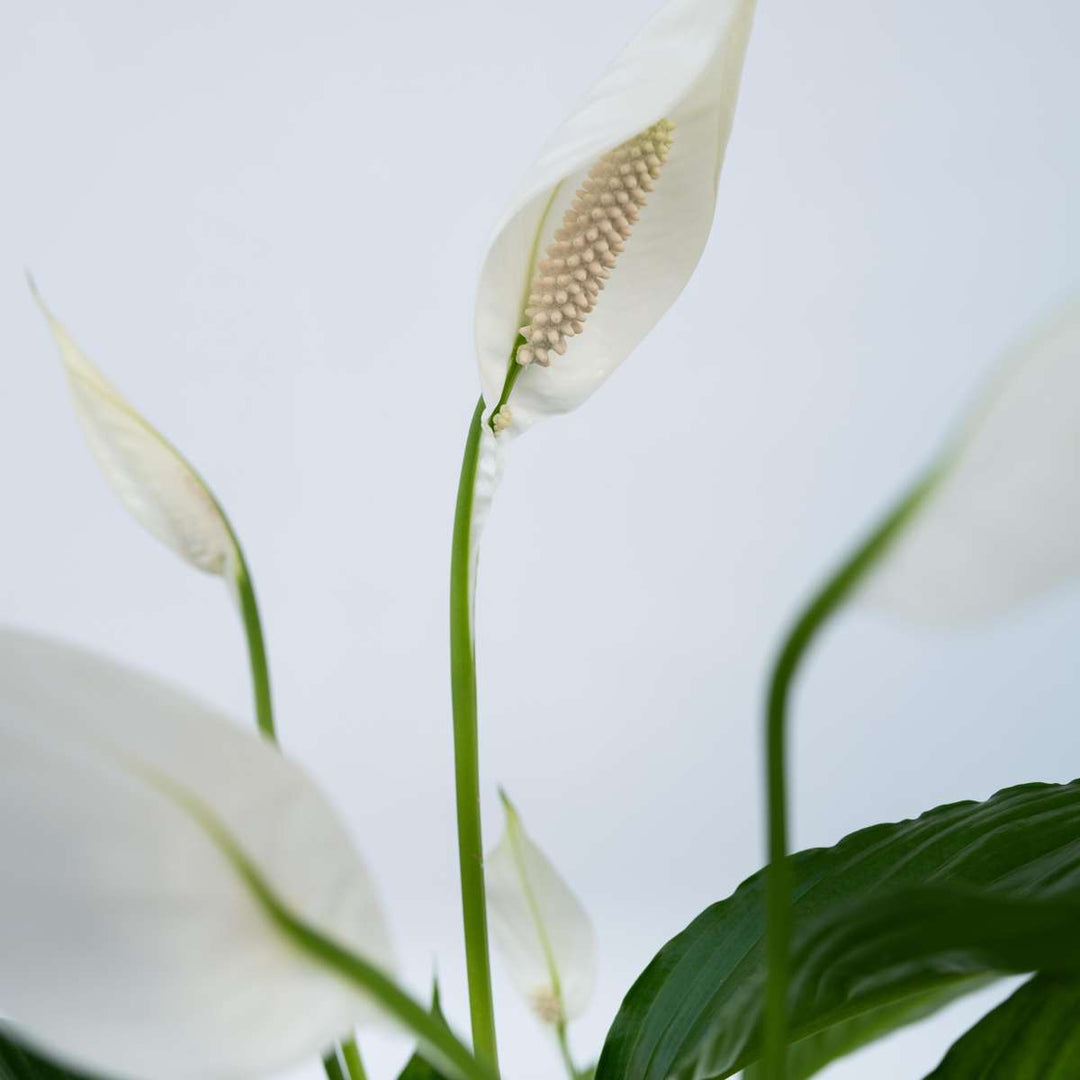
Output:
[0,1029,101,1080]
[924,975,1080,1079]
[396,984,454,1080]
[596,779,1080,1080]
[742,978,995,1080]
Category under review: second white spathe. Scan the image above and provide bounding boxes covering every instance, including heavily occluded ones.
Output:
[0,629,394,1080]
[486,792,597,1027]
[861,300,1080,622]
[31,279,239,579]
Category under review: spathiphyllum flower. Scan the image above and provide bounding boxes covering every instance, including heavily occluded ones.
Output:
[858,299,1080,621]
[486,792,596,1030]
[476,0,757,441]
[30,280,239,582]
[448,3,759,1063]
[760,299,1080,1068]
[31,281,276,738]
[0,629,393,1080]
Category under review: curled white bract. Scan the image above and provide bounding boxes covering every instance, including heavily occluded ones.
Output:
[476,0,757,437]
[32,281,238,577]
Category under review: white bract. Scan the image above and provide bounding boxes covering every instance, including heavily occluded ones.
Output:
[486,791,596,1026]
[0,628,394,1080]
[860,300,1080,622]
[31,281,238,579]
[476,0,757,438]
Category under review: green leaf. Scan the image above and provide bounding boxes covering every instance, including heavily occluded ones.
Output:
[0,1028,101,1080]
[395,985,454,1080]
[596,779,1080,1080]
[924,975,1080,1079]
[742,978,995,1080]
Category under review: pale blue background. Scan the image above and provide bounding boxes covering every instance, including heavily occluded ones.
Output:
[1,1,1078,1077]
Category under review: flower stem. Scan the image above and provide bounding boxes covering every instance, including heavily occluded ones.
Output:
[322,1051,347,1080]
[760,476,937,1079]
[489,339,526,430]
[234,541,369,1078]
[450,396,500,1071]
[555,1022,581,1080]
[233,549,275,742]
[341,1037,368,1080]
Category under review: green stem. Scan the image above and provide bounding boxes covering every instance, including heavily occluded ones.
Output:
[760,475,938,1080]
[488,339,526,431]
[233,550,275,742]
[140,760,496,1080]
[555,1022,581,1080]
[322,1050,347,1080]
[450,396,500,1071]
[341,1037,368,1080]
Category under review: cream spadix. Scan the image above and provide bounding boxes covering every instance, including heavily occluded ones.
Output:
[859,299,1080,622]
[30,280,238,579]
[485,791,596,1026]
[0,628,395,1080]
[477,0,757,436]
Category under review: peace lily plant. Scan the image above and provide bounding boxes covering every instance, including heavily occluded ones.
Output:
[5,1,1079,1080]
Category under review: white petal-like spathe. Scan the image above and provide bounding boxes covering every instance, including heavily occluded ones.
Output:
[476,0,757,434]
[860,300,1080,621]
[486,792,596,1024]
[32,283,237,576]
[0,628,394,1080]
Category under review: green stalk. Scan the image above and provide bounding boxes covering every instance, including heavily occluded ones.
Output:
[232,547,275,742]
[555,1022,582,1080]
[322,1050,347,1080]
[341,1037,369,1080]
[488,342,525,431]
[450,396,500,1070]
[760,475,938,1079]
[137,760,496,1080]
[232,537,365,1078]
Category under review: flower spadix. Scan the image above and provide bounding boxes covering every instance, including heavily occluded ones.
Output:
[476,0,757,436]
[30,280,239,581]
[0,628,394,1080]
[485,791,596,1027]
[859,299,1080,622]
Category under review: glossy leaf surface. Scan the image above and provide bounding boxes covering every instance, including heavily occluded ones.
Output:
[597,779,1080,1080]
[924,975,1080,1079]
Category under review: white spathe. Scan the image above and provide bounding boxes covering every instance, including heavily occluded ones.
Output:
[32,282,237,576]
[861,300,1080,622]
[486,792,596,1026]
[0,628,394,1080]
[475,0,757,435]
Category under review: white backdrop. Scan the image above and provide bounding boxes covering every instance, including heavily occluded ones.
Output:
[1,1,1078,1077]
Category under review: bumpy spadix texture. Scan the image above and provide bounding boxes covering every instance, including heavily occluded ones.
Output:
[0,629,394,1080]
[476,0,757,437]
[516,121,674,369]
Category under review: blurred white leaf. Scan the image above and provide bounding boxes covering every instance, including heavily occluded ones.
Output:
[860,299,1080,621]
[31,279,238,577]
[0,628,394,1080]
[486,791,596,1026]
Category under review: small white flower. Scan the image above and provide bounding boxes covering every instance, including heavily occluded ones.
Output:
[30,279,239,580]
[476,0,758,437]
[485,791,596,1027]
[0,628,394,1080]
[860,300,1080,621]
